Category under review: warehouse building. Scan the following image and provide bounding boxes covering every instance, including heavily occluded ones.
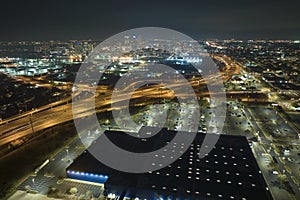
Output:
[67,127,273,200]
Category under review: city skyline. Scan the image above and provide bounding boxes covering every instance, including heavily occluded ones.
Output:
[0,2,300,200]
[0,32,300,200]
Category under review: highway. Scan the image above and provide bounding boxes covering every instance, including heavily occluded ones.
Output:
[0,58,241,148]
[0,56,272,152]
[0,83,184,146]
[0,84,257,147]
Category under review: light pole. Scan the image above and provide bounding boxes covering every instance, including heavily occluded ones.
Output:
[32,178,35,189]
[29,112,35,134]
[66,148,70,162]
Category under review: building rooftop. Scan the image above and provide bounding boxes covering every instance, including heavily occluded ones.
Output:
[67,127,273,200]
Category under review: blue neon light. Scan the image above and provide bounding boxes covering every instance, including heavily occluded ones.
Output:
[67,170,109,183]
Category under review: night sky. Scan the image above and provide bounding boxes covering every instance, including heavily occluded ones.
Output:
[0,0,299,41]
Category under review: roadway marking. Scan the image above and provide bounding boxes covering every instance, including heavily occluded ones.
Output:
[63,178,104,187]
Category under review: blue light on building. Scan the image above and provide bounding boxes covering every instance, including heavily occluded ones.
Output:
[66,170,108,184]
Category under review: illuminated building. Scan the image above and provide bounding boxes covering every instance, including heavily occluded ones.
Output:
[67,127,273,200]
